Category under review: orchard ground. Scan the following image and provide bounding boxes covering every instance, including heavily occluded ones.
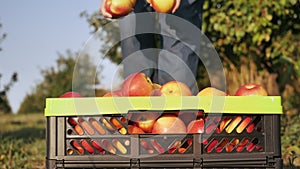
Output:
[0,113,45,169]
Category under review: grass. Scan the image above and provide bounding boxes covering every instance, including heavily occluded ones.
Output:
[0,113,46,169]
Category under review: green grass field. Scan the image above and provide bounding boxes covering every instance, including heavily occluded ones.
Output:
[0,113,46,169]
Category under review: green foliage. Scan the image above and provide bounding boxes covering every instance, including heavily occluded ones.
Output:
[202,1,300,166]
[17,51,99,114]
[203,0,299,92]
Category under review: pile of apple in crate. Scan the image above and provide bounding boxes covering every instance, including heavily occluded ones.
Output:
[45,72,283,168]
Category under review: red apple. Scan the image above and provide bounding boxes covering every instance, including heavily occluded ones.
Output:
[129,112,160,133]
[105,0,136,18]
[140,139,155,154]
[127,125,145,134]
[103,92,114,97]
[150,139,165,154]
[153,83,161,89]
[150,89,162,96]
[81,139,94,154]
[60,91,82,98]
[151,0,175,13]
[159,81,192,96]
[122,72,154,96]
[234,83,268,96]
[152,114,186,134]
[150,83,162,96]
[70,140,84,155]
[178,111,203,126]
[187,118,205,134]
[137,119,156,133]
[130,0,136,5]
[197,87,228,96]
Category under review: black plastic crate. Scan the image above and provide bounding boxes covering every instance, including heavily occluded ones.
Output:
[45,96,283,169]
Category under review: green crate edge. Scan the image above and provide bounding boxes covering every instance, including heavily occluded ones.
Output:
[44,96,282,116]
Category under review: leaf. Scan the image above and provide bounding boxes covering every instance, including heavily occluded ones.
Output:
[290,0,298,5]
[286,146,300,155]
[266,14,273,21]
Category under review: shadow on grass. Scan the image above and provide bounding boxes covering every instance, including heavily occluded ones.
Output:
[0,126,45,142]
[9,118,44,125]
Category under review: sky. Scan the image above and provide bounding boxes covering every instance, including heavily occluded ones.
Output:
[0,0,118,113]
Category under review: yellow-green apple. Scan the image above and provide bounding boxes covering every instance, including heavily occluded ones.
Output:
[60,91,82,98]
[152,114,186,134]
[197,87,228,96]
[234,83,268,96]
[218,117,232,133]
[187,118,204,134]
[225,116,242,134]
[159,81,192,96]
[151,0,175,13]
[122,72,154,96]
[105,0,136,18]
[236,116,252,133]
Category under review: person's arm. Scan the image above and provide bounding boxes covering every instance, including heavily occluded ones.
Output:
[172,0,181,13]
[100,0,112,18]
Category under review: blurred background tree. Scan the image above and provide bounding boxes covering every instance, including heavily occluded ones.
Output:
[0,21,18,114]
[17,50,101,114]
[201,1,300,166]
[0,21,6,52]
[81,0,300,167]
[0,72,17,114]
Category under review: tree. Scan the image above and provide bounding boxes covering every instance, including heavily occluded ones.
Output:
[0,21,7,52]
[83,1,300,166]
[202,1,300,166]
[203,0,299,94]
[17,51,100,114]
[0,21,18,114]
[80,11,122,64]
[0,73,18,114]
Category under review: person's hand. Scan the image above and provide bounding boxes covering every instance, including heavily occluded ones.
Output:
[172,0,181,13]
[100,0,112,18]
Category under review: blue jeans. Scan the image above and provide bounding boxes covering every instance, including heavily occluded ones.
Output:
[119,0,204,94]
